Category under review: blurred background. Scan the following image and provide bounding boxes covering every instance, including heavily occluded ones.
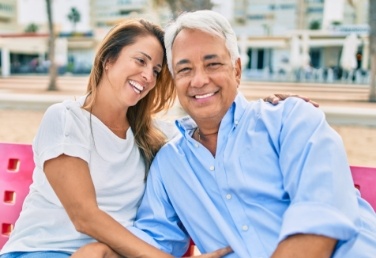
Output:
[0,0,374,88]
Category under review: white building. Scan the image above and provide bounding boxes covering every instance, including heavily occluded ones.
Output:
[0,0,95,76]
[227,0,369,82]
[0,0,372,82]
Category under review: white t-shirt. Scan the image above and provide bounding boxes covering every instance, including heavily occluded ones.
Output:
[0,96,178,254]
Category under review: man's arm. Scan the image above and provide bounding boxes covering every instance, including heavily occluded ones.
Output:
[274,99,357,256]
[271,234,337,258]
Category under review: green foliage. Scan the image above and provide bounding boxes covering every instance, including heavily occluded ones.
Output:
[25,23,39,33]
[67,7,81,32]
[309,20,320,30]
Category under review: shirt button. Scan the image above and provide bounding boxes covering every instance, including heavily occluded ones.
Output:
[209,165,215,171]
[195,143,199,148]
[234,120,239,125]
[226,194,232,200]
[242,225,249,231]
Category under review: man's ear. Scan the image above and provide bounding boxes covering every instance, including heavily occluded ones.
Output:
[235,58,242,85]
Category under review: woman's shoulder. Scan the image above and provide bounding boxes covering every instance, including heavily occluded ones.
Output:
[44,96,86,120]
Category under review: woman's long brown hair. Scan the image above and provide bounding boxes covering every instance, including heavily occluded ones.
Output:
[83,19,175,177]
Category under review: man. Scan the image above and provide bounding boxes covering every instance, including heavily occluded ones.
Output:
[73,10,376,258]
[130,10,376,258]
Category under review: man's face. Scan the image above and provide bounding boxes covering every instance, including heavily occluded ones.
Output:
[171,29,241,123]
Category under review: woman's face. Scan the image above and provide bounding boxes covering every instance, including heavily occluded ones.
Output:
[105,35,164,108]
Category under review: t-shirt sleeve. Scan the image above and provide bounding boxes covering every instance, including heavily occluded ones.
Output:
[33,101,91,168]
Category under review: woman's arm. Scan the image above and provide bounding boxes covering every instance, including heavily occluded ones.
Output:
[71,242,232,258]
[44,154,174,258]
[264,93,319,107]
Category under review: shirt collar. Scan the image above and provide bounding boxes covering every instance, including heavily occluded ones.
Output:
[175,92,249,138]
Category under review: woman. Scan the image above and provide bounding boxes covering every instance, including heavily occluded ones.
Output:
[0,18,211,258]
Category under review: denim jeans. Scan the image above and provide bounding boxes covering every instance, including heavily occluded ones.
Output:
[0,251,71,258]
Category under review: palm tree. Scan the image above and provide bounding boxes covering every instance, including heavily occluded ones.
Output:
[369,0,376,102]
[46,0,58,91]
[67,7,81,33]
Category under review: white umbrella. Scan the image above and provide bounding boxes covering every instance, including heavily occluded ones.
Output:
[340,33,359,71]
[301,33,311,69]
[289,35,302,70]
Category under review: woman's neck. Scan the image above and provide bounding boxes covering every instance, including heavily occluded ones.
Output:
[85,91,130,138]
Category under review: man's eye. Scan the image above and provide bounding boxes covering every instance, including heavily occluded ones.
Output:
[177,67,191,74]
[208,63,222,68]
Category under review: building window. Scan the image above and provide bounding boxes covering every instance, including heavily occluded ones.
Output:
[247,15,267,20]
[279,4,295,10]
[307,7,323,13]
[0,3,13,12]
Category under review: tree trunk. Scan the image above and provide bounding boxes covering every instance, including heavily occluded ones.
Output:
[162,0,213,18]
[369,0,376,102]
[165,0,179,18]
[46,0,58,91]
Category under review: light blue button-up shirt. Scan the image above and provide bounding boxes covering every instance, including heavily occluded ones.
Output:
[130,93,376,257]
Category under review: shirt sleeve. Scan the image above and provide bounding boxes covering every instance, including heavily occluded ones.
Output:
[132,156,191,256]
[276,98,358,242]
[33,101,91,168]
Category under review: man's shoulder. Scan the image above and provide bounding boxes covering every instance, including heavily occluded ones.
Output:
[154,135,188,165]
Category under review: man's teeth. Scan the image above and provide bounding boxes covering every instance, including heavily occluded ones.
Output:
[129,81,144,93]
[195,92,214,99]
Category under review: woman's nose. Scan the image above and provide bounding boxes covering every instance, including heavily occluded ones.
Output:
[142,67,154,82]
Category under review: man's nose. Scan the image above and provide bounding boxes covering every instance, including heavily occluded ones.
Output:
[190,67,209,87]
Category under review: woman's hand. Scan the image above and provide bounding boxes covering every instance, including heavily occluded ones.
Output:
[186,246,232,258]
[264,93,319,107]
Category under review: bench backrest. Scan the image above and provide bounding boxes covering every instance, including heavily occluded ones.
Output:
[350,165,376,210]
[0,143,34,249]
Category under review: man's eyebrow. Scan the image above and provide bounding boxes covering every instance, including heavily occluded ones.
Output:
[175,59,190,66]
[175,54,219,67]
[139,51,162,68]
[204,54,219,60]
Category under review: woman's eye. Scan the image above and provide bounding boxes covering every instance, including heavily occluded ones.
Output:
[153,70,160,77]
[136,58,146,65]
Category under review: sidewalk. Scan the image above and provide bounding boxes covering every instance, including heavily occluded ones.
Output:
[1,75,376,126]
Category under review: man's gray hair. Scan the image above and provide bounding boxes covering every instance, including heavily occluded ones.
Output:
[164,10,240,76]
